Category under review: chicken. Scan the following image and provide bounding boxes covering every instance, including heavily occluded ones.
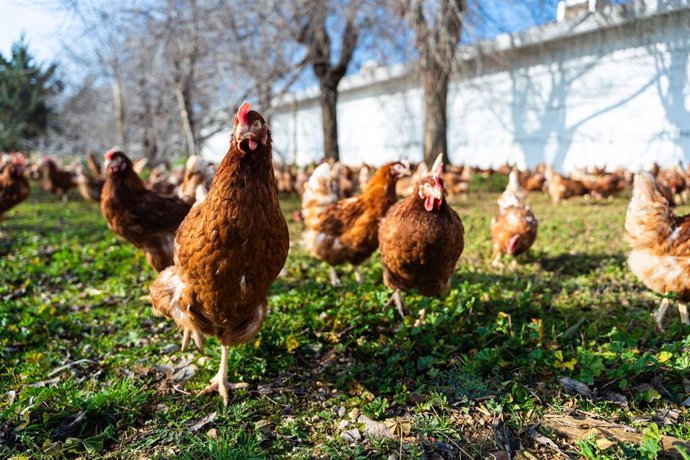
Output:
[443,165,471,198]
[132,157,149,176]
[86,153,102,178]
[396,162,428,197]
[0,154,30,224]
[378,154,464,317]
[358,164,373,193]
[37,157,76,198]
[490,170,538,266]
[100,149,191,272]
[656,165,688,205]
[147,163,178,196]
[545,166,587,204]
[625,172,690,330]
[178,155,215,204]
[74,165,104,202]
[302,160,410,285]
[520,169,546,192]
[150,102,289,405]
[300,162,342,231]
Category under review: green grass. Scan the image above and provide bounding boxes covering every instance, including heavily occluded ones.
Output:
[1,188,689,459]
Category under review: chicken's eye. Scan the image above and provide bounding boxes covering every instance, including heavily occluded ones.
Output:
[251,120,262,130]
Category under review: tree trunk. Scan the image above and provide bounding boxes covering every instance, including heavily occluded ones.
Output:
[112,79,127,151]
[319,80,340,162]
[422,69,449,166]
[175,81,196,156]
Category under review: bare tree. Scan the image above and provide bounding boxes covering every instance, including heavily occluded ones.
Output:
[274,0,367,162]
[401,0,466,165]
[57,0,134,151]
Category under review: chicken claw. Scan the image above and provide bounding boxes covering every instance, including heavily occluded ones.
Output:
[181,327,205,353]
[384,289,406,319]
[198,345,231,406]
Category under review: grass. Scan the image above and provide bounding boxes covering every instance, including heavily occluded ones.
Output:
[0,186,688,459]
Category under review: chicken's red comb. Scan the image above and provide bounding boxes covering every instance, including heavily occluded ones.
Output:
[431,153,444,181]
[105,148,116,160]
[11,153,26,166]
[237,101,251,124]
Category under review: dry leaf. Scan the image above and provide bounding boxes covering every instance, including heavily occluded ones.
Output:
[187,412,217,432]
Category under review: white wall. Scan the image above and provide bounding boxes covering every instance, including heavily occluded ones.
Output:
[219,5,690,172]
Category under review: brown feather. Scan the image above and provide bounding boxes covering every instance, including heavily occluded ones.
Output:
[379,177,464,296]
[100,152,191,271]
[150,116,289,348]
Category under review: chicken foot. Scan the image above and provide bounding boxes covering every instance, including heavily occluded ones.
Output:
[384,289,406,319]
[329,266,341,287]
[198,344,231,406]
[655,298,670,331]
[181,327,205,353]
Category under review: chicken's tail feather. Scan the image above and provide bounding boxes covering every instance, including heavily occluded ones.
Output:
[301,162,339,230]
[498,169,527,208]
[625,171,675,251]
[150,266,205,352]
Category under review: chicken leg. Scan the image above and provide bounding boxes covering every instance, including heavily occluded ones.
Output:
[491,252,504,268]
[679,302,689,325]
[329,266,341,287]
[353,267,363,284]
[384,289,406,319]
[198,344,231,406]
[655,298,670,331]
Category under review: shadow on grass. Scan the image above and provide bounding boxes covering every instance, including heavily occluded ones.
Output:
[538,252,625,276]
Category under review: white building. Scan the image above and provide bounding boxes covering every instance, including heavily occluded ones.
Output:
[206,0,690,172]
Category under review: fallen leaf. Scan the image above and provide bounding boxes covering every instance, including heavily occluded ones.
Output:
[286,334,300,353]
[187,412,217,432]
[172,365,197,383]
[341,428,361,443]
[560,377,592,398]
[542,413,690,456]
[358,414,395,439]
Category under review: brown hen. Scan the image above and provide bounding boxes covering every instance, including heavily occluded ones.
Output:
[625,171,690,330]
[100,150,191,272]
[38,157,76,199]
[491,170,538,266]
[302,161,410,285]
[0,154,30,224]
[378,154,464,317]
[150,102,289,405]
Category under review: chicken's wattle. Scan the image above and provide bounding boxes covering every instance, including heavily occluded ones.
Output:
[425,196,434,212]
[507,234,521,254]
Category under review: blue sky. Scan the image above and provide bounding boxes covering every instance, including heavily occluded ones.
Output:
[0,0,72,63]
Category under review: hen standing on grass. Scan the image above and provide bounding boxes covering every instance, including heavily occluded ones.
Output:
[301,161,410,286]
[378,154,464,317]
[0,154,30,225]
[150,102,289,405]
[490,169,538,266]
[100,150,192,272]
[37,157,76,200]
[625,171,690,330]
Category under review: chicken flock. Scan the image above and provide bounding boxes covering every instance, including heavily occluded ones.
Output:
[2,103,690,405]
